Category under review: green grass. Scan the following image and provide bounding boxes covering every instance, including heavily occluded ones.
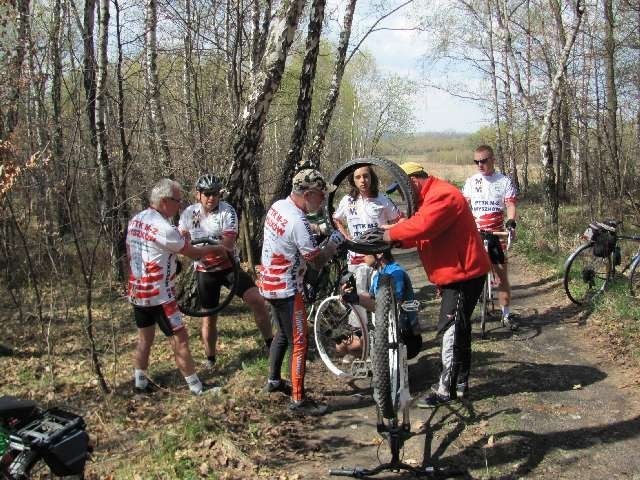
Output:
[516,200,640,362]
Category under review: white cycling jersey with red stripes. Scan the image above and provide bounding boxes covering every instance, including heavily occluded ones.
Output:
[462,172,517,231]
[258,197,320,299]
[179,202,237,272]
[333,194,401,266]
[126,208,187,306]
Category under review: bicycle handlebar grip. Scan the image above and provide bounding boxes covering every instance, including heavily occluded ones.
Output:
[190,236,219,246]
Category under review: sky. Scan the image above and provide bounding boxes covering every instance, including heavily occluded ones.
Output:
[328,0,488,134]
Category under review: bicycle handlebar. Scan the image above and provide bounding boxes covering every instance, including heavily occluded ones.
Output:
[480,230,514,251]
[190,236,220,246]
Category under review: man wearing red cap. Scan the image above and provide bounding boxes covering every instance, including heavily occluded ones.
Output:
[381,162,490,407]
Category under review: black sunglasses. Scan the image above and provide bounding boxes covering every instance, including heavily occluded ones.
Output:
[474,157,491,165]
[201,191,220,197]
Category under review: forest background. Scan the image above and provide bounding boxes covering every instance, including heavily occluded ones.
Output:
[0,0,639,423]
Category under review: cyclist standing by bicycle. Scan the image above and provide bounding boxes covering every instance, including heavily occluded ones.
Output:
[126,178,227,395]
[462,145,519,331]
[333,166,402,334]
[380,162,490,407]
[178,174,273,369]
[259,169,345,416]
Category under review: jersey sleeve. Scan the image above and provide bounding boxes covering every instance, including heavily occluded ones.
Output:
[381,196,402,223]
[504,177,518,203]
[221,203,239,237]
[291,217,320,260]
[462,177,472,199]
[390,269,406,301]
[178,207,190,231]
[156,224,187,253]
[333,195,350,223]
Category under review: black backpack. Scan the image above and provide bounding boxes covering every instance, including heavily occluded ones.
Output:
[586,221,617,258]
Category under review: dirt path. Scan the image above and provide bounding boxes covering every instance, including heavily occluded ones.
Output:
[283,248,640,479]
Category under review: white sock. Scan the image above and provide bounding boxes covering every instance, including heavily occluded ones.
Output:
[134,369,148,389]
[502,306,510,318]
[185,373,203,394]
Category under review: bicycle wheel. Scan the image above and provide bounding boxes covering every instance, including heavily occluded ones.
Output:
[629,256,640,297]
[563,242,611,305]
[371,274,401,420]
[313,296,368,378]
[479,276,489,338]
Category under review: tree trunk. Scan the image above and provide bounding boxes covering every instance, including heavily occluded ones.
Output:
[486,0,505,174]
[114,0,131,281]
[50,0,71,236]
[226,0,307,223]
[603,0,621,197]
[145,0,172,173]
[306,0,357,168]
[1,0,30,140]
[271,0,327,204]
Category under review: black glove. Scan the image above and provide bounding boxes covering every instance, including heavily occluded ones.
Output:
[505,219,517,230]
[341,290,359,305]
[353,227,386,245]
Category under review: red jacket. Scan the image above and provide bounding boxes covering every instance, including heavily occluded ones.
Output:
[388,176,490,286]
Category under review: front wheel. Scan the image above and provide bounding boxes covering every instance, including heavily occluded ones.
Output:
[370,274,401,420]
[314,296,368,378]
[563,242,611,305]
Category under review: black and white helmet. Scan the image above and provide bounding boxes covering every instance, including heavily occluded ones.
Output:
[195,174,222,192]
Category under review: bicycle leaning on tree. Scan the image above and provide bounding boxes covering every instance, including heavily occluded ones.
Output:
[563,220,640,305]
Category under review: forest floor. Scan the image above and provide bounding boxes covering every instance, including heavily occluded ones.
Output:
[2,246,640,479]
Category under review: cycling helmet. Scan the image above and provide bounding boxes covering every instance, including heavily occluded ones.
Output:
[195,174,222,192]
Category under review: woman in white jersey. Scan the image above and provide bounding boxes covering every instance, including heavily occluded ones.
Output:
[179,174,273,368]
[333,166,402,327]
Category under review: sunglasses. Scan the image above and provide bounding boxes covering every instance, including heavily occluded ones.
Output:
[201,191,220,197]
[474,157,491,165]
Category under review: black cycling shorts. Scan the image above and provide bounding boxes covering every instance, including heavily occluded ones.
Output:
[196,268,255,308]
[482,232,505,265]
[133,302,183,337]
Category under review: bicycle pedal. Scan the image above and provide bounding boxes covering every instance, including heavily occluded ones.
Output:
[350,360,371,378]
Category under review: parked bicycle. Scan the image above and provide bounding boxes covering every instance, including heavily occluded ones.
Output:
[478,229,513,338]
[563,220,640,305]
[0,396,90,479]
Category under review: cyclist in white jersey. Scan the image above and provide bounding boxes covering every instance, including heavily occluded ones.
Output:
[179,174,273,369]
[333,166,401,330]
[259,169,345,416]
[462,144,519,330]
[126,178,228,395]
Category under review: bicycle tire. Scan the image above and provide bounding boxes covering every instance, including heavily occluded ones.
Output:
[175,260,240,317]
[326,157,417,254]
[479,278,489,338]
[313,296,368,378]
[563,242,611,305]
[370,274,401,420]
[629,256,640,298]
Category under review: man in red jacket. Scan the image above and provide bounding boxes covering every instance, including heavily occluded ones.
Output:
[382,162,490,407]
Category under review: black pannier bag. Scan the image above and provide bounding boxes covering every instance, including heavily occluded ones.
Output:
[586,222,617,258]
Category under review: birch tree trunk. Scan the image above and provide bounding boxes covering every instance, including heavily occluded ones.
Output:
[306,0,357,168]
[95,0,115,221]
[603,0,621,197]
[145,0,172,173]
[271,0,327,204]
[486,0,505,174]
[226,0,307,221]
[538,1,584,229]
